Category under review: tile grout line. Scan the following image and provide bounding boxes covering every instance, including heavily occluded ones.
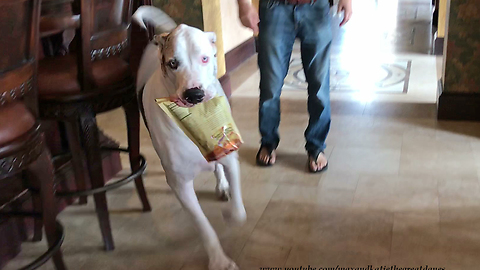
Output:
[387,212,395,266]
[350,173,360,206]
[436,169,442,235]
[233,184,280,262]
[282,246,294,269]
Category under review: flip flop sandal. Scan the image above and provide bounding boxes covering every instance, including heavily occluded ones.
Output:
[256,144,276,167]
[307,150,328,173]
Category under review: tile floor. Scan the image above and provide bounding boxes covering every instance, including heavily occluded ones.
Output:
[6,0,480,270]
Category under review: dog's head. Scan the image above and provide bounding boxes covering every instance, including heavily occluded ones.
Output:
[155,24,218,106]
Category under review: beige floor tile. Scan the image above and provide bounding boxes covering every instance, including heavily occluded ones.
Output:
[268,172,358,208]
[327,130,403,149]
[329,115,375,133]
[399,136,478,178]
[364,102,437,119]
[439,177,480,249]
[230,55,258,95]
[372,118,437,138]
[330,100,367,116]
[470,140,480,178]
[402,134,472,153]
[270,185,319,205]
[436,121,480,142]
[390,210,480,269]
[328,147,401,176]
[236,240,292,270]
[249,201,394,255]
[438,178,480,209]
[353,176,439,213]
[285,246,389,269]
[389,212,447,267]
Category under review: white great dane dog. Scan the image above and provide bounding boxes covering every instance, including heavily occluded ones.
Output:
[132,6,246,270]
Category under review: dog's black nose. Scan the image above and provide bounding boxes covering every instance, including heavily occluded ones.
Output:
[183,88,205,104]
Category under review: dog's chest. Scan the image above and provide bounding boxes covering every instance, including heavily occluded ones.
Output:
[141,70,211,171]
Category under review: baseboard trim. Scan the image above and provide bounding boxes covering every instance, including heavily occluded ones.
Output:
[438,92,480,121]
[219,74,232,99]
[437,79,443,98]
[221,37,257,99]
[225,37,256,74]
[434,37,444,56]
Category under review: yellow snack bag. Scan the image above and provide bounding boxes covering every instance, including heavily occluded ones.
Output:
[156,96,243,162]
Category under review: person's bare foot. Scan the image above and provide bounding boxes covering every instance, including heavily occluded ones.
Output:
[256,146,276,166]
[308,152,328,173]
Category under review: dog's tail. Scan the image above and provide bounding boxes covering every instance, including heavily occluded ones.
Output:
[136,42,160,93]
[132,5,177,34]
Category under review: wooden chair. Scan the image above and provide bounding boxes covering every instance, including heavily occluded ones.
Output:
[37,0,151,251]
[0,0,67,268]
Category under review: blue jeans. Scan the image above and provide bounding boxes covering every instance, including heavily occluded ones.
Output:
[258,0,332,156]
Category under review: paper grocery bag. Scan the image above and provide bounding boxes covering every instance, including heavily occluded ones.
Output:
[156,96,243,162]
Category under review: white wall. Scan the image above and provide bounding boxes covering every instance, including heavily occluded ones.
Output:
[220,0,254,52]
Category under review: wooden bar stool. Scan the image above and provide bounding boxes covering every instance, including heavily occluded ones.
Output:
[36,0,152,251]
[0,0,67,268]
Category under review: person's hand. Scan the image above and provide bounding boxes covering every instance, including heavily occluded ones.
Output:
[338,0,353,27]
[238,0,260,35]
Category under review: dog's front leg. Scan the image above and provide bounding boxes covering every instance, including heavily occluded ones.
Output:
[214,163,230,201]
[166,175,239,270]
[218,154,247,226]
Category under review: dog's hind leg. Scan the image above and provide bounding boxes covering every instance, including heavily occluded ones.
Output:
[214,163,230,201]
[218,154,247,226]
[166,174,239,270]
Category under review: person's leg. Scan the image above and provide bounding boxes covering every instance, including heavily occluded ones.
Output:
[296,0,333,172]
[257,0,297,165]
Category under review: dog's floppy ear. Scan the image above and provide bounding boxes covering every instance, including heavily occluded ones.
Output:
[205,32,216,44]
[153,32,170,47]
[205,32,217,58]
[154,32,170,77]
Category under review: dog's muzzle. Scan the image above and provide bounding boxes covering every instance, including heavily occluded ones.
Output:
[183,88,205,104]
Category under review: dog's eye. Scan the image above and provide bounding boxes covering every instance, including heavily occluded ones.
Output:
[168,59,179,70]
[201,56,209,64]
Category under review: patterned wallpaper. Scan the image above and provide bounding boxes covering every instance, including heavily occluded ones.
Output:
[444,0,480,93]
[153,0,204,30]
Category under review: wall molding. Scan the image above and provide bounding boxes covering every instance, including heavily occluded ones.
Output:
[219,74,232,98]
[225,37,256,74]
[220,37,257,99]
[434,37,444,55]
[438,92,480,121]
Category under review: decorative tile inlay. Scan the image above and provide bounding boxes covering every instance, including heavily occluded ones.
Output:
[284,56,411,94]
[382,27,416,45]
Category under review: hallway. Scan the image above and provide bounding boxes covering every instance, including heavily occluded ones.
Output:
[5,0,480,270]
[234,0,439,104]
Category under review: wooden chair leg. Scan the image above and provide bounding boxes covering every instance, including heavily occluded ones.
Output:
[65,119,88,205]
[11,201,29,241]
[79,112,115,251]
[26,147,67,270]
[123,101,151,212]
[31,193,44,242]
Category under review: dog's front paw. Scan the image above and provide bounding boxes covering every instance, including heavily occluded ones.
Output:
[209,255,239,270]
[222,206,247,226]
[215,186,230,201]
